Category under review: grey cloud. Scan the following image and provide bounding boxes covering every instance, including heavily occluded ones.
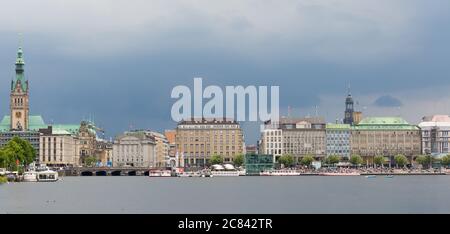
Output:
[373,95,403,107]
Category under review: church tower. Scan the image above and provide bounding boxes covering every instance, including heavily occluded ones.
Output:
[343,88,354,125]
[10,46,29,131]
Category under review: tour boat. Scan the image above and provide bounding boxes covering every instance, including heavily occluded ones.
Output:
[259,170,300,176]
[148,170,172,177]
[365,175,377,179]
[321,172,360,176]
[385,175,394,178]
[37,170,59,182]
[23,171,38,182]
[211,170,240,177]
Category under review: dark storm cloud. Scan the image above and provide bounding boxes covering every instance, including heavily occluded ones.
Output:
[373,95,403,107]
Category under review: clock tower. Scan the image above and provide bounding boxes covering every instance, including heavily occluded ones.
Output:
[10,46,29,131]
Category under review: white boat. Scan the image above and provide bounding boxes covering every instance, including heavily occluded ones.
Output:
[23,171,38,182]
[37,170,59,182]
[148,170,172,177]
[321,172,360,176]
[211,170,240,177]
[260,170,300,176]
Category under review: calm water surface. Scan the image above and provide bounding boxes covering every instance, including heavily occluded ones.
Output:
[1,176,450,214]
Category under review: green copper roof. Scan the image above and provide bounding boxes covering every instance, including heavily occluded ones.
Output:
[0,115,82,135]
[326,123,351,130]
[353,117,419,130]
[50,124,80,135]
[0,115,47,132]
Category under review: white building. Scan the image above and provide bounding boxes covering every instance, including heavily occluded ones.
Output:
[259,128,283,161]
[419,115,450,157]
[112,131,157,167]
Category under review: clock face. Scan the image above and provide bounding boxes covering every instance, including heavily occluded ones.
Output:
[15,112,22,118]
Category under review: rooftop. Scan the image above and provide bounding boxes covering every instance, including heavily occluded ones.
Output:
[326,123,351,130]
[353,117,419,130]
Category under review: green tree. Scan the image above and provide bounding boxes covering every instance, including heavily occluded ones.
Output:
[210,154,224,165]
[1,140,25,171]
[394,154,408,168]
[0,176,7,184]
[374,156,386,167]
[233,154,244,167]
[11,137,36,165]
[350,154,363,166]
[326,155,340,165]
[84,156,98,167]
[278,154,295,168]
[300,155,314,167]
[416,155,432,168]
[441,155,450,167]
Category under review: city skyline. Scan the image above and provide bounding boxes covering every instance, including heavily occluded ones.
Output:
[1,1,450,144]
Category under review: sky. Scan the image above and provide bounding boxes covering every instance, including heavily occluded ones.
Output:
[1,0,450,144]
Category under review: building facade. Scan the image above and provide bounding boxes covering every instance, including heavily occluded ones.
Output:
[261,117,326,162]
[175,118,244,167]
[419,115,450,157]
[144,131,169,167]
[351,117,421,164]
[112,131,157,167]
[38,126,77,167]
[259,128,283,161]
[326,123,351,159]
[95,139,113,166]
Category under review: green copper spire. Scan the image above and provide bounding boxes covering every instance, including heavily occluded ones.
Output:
[12,44,28,92]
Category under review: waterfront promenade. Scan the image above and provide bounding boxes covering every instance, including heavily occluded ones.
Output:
[56,166,448,177]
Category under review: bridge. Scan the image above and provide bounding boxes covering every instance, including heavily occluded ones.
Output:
[65,167,163,176]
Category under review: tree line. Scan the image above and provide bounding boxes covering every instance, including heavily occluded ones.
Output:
[277,153,450,168]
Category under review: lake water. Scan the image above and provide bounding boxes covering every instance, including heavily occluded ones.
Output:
[1,176,450,214]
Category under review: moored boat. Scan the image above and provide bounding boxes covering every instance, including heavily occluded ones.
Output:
[259,170,300,176]
[23,171,38,182]
[37,170,59,182]
[321,172,360,176]
[211,170,240,177]
[148,170,172,177]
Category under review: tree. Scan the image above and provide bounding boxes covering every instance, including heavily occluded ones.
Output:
[350,154,363,166]
[326,155,340,165]
[233,154,244,167]
[301,155,314,167]
[0,149,9,169]
[11,137,36,165]
[441,155,450,167]
[394,154,408,168]
[210,154,224,165]
[416,155,432,168]
[2,140,24,171]
[374,156,386,167]
[0,138,36,171]
[278,154,295,168]
[84,156,98,167]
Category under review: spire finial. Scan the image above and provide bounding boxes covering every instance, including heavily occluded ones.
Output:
[19,32,23,48]
[347,83,351,96]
